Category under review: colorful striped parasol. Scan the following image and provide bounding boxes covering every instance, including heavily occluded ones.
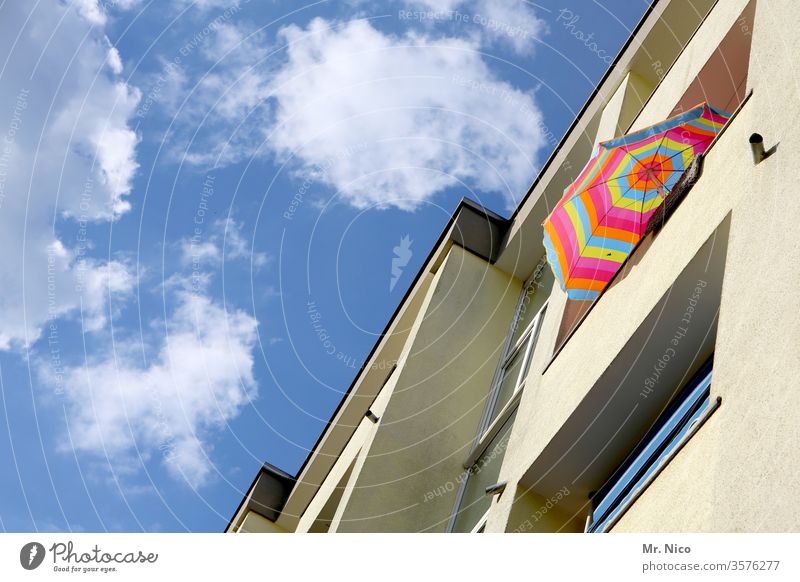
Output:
[543,102,730,300]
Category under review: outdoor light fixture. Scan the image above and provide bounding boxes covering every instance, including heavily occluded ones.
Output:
[749,133,777,164]
[365,410,380,423]
[485,481,507,497]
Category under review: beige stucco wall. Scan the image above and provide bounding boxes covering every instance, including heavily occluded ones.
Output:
[611,0,800,532]
[595,71,655,144]
[334,245,521,531]
[489,0,800,533]
[327,374,397,532]
[631,0,752,131]
[237,511,287,533]
[297,369,399,533]
[294,269,437,532]
[296,416,375,532]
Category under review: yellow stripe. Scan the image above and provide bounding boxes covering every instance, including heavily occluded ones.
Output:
[582,246,630,262]
[564,202,587,248]
[569,149,611,198]
[642,196,665,213]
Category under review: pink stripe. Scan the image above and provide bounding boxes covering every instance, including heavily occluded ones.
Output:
[550,210,580,263]
[572,262,620,281]
[586,183,613,215]
[604,213,643,231]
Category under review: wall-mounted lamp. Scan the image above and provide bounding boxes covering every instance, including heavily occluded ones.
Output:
[749,133,777,164]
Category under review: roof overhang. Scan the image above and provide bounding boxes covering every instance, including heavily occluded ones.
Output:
[226,463,296,532]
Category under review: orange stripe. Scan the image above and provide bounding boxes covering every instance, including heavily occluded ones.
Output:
[594,225,641,244]
[579,190,598,229]
[569,277,610,292]
[544,219,569,280]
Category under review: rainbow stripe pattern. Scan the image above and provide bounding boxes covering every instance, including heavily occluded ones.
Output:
[543,103,730,300]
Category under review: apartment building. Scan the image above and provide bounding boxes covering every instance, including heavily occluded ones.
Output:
[227,0,800,533]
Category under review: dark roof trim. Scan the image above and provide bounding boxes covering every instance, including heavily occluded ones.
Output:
[225,462,296,532]
[449,198,509,264]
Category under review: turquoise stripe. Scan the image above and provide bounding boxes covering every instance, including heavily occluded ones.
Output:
[585,234,636,254]
[602,108,701,147]
[567,288,600,300]
[543,229,566,290]
[603,103,730,149]
[572,196,593,242]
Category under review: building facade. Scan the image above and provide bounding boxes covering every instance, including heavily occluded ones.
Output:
[227,0,800,533]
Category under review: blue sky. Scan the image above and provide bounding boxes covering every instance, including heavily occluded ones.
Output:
[0,0,650,532]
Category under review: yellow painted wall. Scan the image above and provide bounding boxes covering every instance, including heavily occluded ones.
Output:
[595,71,655,144]
[237,511,287,533]
[335,245,520,532]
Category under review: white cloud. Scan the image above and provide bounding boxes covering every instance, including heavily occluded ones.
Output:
[172,17,547,209]
[166,22,274,167]
[181,239,221,265]
[399,0,546,54]
[477,0,546,55]
[54,289,259,487]
[0,1,140,348]
[266,18,547,209]
[72,0,219,26]
[414,0,461,9]
[180,215,270,268]
[106,44,124,75]
[218,216,268,264]
[1,1,261,490]
[48,79,141,219]
[72,0,108,26]
[78,258,136,332]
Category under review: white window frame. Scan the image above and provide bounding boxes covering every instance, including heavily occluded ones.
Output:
[448,410,518,533]
[471,509,490,533]
[476,295,547,443]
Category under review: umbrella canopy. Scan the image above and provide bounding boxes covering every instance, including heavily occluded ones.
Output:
[543,102,730,301]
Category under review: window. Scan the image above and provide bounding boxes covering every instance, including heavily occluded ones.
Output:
[473,514,488,533]
[479,279,549,435]
[448,265,552,532]
[589,359,716,532]
[451,411,516,533]
[487,304,545,426]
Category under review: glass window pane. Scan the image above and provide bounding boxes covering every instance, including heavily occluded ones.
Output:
[452,412,516,532]
[590,364,713,532]
[594,397,710,532]
[510,266,553,346]
[492,349,524,419]
[487,305,545,426]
